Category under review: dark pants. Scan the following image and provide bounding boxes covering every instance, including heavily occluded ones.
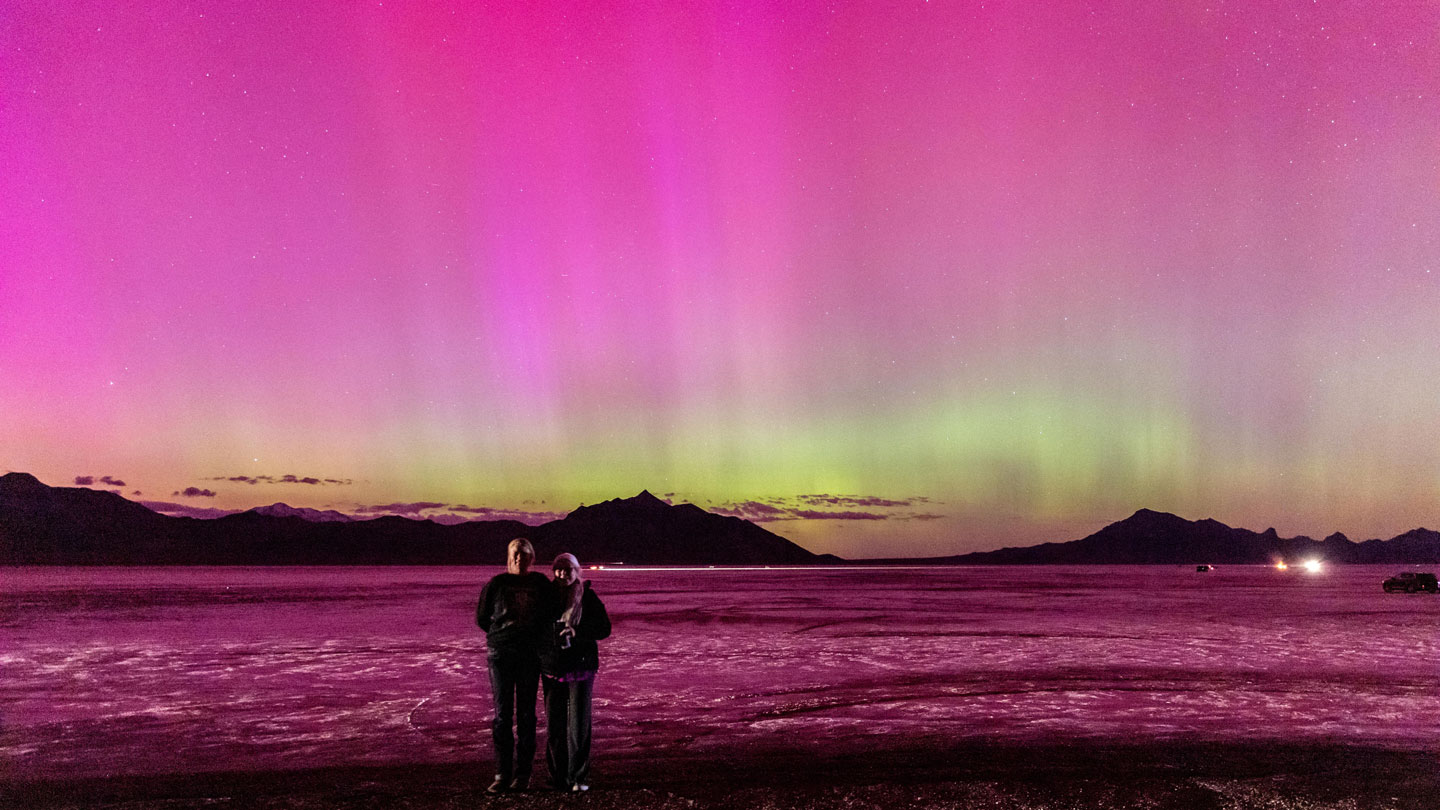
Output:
[542,674,594,788]
[487,651,540,780]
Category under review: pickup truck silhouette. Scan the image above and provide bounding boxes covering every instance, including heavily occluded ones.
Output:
[1382,572,1438,593]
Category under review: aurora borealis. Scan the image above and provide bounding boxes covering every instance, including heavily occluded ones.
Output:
[3,1,1438,557]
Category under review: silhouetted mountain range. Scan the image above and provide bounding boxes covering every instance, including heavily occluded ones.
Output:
[4,473,1437,565]
[0,474,830,565]
[873,508,1440,565]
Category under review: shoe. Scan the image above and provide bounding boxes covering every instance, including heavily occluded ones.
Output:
[571,783,589,792]
[486,777,508,794]
[508,776,529,792]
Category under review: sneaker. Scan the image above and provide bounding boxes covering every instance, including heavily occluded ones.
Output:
[486,777,508,794]
[571,783,590,792]
[508,776,529,792]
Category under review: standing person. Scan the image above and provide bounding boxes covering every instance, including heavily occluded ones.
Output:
[541,553,611,792]
[476,538,550,793]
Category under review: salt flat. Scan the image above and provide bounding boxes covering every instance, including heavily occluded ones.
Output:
[2,564,1437,784]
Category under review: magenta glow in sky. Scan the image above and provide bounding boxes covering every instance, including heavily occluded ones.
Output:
[3,1,1438,557]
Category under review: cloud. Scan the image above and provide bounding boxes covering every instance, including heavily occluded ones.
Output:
[208,474,352,486]
[353,501,567,525]
[711,494,946,523]
[711,501,792,522]
[74,474,127,487]
[449,504,497,515]
[798,494,912,508]
[354,501,449,515]
[140,501,241,519]
[173,487,217,498]
[788,509,888,521]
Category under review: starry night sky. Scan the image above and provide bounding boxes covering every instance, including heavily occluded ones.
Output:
[3,1,1438,557]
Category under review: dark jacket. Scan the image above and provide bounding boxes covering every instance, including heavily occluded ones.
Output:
[476,571,551,655]
[540,582,611,677]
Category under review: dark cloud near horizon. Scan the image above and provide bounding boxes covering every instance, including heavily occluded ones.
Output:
[789,509,888,520]
[75,475,127,487]
[711,501,790,522]
[352,501,565,525]
[798,494,912,508]
[449,504,497,515]
[712,494,946,522]
[174,487,217,498]
[209,474,352,486]
[354,501,448,515]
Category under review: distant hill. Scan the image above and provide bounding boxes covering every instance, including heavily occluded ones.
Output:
[0,474,830,566]
[246,503,355,522]
[870,508,1440,565]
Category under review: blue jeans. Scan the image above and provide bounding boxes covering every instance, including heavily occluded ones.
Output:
[486,651,539,780]
[543,674,594,787]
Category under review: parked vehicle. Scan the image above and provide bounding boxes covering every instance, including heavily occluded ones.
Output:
[1195,564,1213,572]
[1382,572,1438,593]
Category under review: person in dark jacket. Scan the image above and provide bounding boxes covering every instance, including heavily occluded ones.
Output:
[476,538,550,793]
[540,553,611,792]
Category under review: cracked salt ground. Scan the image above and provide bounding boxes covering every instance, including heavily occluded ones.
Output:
[2,565,1437,780]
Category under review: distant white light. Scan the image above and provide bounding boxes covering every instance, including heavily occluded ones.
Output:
[1303,559,1323,573]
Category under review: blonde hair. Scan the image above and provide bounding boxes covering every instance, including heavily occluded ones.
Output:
[508,538,535,559]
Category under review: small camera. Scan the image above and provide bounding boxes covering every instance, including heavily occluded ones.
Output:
[556,619,572,649]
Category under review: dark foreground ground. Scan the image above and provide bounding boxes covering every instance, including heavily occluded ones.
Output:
[6,738,1438,810]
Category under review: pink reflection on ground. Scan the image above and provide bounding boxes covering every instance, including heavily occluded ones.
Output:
[1,565,1437,780]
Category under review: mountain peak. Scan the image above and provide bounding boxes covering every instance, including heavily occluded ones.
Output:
[577,491,670,514]
[1123,508,1186,525]
[537,489,821,564]
[0,471,45,492]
